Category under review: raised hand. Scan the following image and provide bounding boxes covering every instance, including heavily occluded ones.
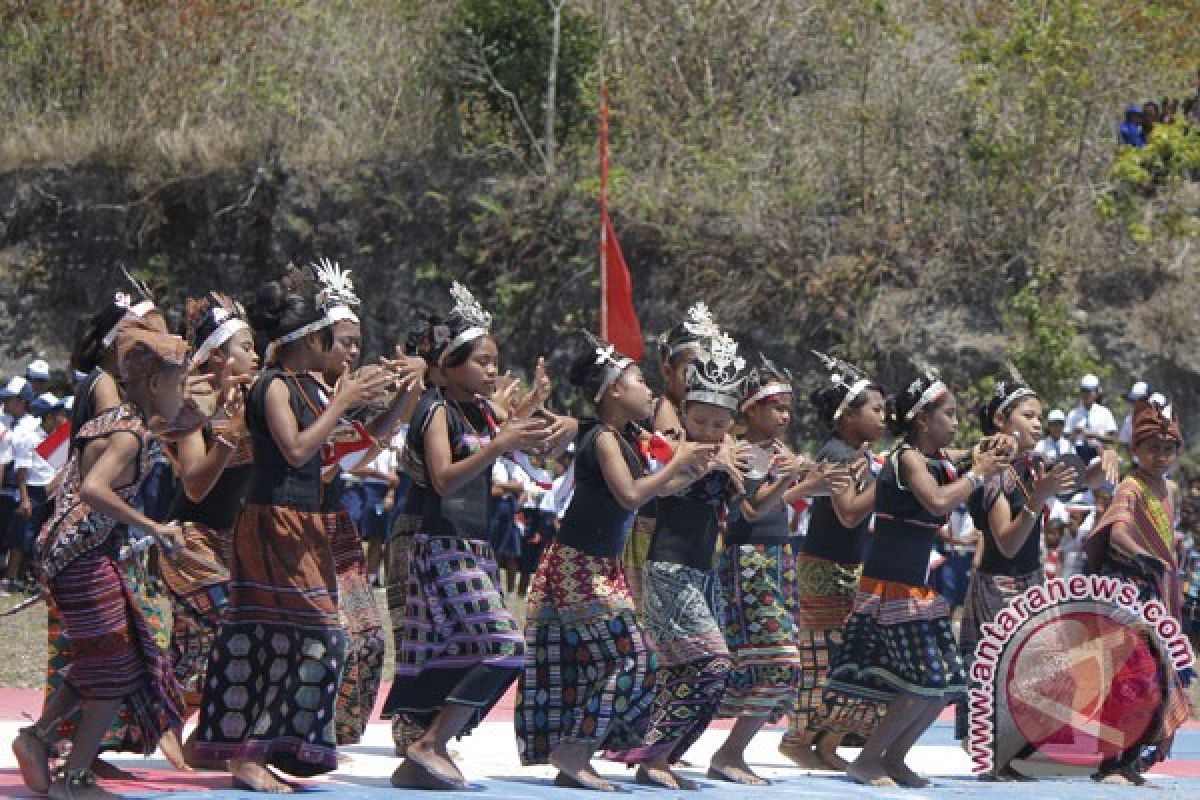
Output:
[1032,460,1077,506]
[495,415,553,453]
[333,364,393,410]
[971,440,1012,478]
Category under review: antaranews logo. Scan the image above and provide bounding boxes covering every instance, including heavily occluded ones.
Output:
[967,574,1194,775]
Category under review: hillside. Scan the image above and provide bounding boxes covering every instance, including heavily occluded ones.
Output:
[0,1,1197,439]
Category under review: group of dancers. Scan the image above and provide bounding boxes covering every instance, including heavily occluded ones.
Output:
[7,259,1193,798]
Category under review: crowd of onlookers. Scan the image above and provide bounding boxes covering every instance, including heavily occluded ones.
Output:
[1119,70,1200,148]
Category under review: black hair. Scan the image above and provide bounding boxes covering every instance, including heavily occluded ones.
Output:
[978,382,1038,436]
[247,278,331,358]
[441,334,490,369]
[810,381,884,427]
[656,322,704,368]
[886,374,947,438]
[71,303,128,373]
[569,340,618,405]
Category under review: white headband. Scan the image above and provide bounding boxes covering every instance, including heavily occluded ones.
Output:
[593,346,634,404]
[263,305,360,364]
[439,326,488,365]
[740,381,792,411]
[102,300,157,348]
[905,380,948,420]
[191,318,250,368]
[833,378,872,421]
[996,386,1037,414]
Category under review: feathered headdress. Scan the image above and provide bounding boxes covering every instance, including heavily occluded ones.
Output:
[658,301,718,362]
[903,364,948,421]
[102,266,161,349]
[993,360,1037,414]
[312,257,360,320]
[436,281,493,365]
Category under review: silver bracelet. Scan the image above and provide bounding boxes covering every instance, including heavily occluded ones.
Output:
[965,471,984,489]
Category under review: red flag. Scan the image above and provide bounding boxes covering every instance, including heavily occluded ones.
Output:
[35,421,71,470]
[599,82,644,360]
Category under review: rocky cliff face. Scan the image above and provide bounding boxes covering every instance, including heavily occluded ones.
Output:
[1,162,1197,440]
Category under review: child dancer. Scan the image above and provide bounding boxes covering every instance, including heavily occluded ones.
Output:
[1084,396,1192,786]
[388,283,550,790]
[14,319,191,800]
[609,329,751,789]
[193,268,391,791]
[712,354,847,785]
[782,353,887,771]
[623,303,714,607]
[823,372,1008,788]
[165,292,258,767]
[955,379,1076,780]
[515,335,715,791]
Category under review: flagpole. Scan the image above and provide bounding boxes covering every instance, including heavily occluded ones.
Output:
[599,78,609,340]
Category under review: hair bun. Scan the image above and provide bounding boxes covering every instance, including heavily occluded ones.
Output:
[248,282,287,336]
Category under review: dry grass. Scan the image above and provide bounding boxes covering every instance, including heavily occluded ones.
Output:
[0,593,47,689]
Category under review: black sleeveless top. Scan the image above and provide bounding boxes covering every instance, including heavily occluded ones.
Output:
[862,445,954,587]
[725,440,791,545]
[648,469,736,570]
[803,435,874,565]
[557,422,644,558]
[246,369,323,511]
[969,460,1042,576]
[407,391,496,538]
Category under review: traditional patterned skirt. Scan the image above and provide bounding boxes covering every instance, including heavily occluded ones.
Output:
[161,523,232,713]
[823,577,966,718]
[47,549,183,756]
[621,515,655,613]
[716,542,802,719]
[609,561,730,765]
[515,541,658,765]
[382,533,523,735]
[383,532,421,752]
[327,510,385,745]
[194,504,346,777]
[785,554,885,740]
[954,568,1043,742]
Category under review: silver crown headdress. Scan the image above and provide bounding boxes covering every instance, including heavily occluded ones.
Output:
[583,331,634,403]
[438,282,493,364]
[813,350,874,421]
[682,302,719,340]
[686,330,746,411]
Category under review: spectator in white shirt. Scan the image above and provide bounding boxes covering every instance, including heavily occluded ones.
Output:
[0,377,37,594]
[25,358,52,396]
[2,393,64,594]
[1035,409,1074,462]
[1118,380,1150,449]
[1064,373,1117,462]
[489,456,526,593]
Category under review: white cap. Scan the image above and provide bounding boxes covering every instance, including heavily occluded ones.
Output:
[26,359,50,380]
[0,376,33,400]
[1048,409,1066,423]
[62,396,75,411]
[1127,381,1149,401]
[31,392,59,415]
[1079,374,1100,391]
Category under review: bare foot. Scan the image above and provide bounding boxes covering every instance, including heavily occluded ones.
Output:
[157,730,192,773]
[391,758,464,790]
[778,740,826,770]
[845,757,897,787]
[707,755,769,786]
[230,759,294,793]
[13,727,50,794]
[554,770,621,792]
[882,755,929,789]
[405,740,466,788]
[49,771,123,800]
[91,758,138,781]
[635,764,698,790]
[815,734,849,771]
